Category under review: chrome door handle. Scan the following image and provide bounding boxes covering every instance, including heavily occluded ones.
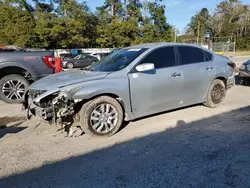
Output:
[171,73,181,77]
[206,67,213,70]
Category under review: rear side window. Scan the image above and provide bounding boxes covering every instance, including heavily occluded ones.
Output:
[204,50,213,61]
[178,46,205,65]
[140,47,176,69]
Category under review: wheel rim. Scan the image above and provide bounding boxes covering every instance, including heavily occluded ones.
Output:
[90,103,118,134]
[2,80,26,100]
[211,84,225,104]
[67,63,73,69]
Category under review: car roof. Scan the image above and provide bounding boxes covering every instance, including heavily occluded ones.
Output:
[125,43,205,49]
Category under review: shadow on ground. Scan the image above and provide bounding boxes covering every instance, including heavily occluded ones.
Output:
[1,106,250,188]
[0,116,27,139]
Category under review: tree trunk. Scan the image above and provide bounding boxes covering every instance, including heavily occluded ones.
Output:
[111,3,115,17]
[197,19,200,44]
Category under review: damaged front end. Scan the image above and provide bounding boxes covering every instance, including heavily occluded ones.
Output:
[23,89,79,130]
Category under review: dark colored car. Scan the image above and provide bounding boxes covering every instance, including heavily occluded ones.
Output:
[239,59,250,84]
[0,51,55,103]
[59,50,83,60]
[90,52,110,60]
[59,53,76,60]
[61,54,98,69]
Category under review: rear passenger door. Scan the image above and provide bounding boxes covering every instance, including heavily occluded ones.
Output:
[78,55,92,67]
[177,46,215,104]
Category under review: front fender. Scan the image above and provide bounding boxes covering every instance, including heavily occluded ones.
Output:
[71,79,132,116]
[0,61,38,80]
[214,73,227,80]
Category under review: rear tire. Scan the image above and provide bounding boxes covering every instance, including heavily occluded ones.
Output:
[79,96,123,137]
[0,74,29,104]
[204,79,226,108]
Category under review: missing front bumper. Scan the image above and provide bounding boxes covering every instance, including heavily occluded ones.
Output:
[31,106,54,120]
[22,91,55,121]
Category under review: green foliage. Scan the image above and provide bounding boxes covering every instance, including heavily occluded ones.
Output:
[95,0,173,48]
[2,0,249,50]
[187,8,210,38]
[0,3,35,47]
[0,0,174,48]
[185,0,250,50]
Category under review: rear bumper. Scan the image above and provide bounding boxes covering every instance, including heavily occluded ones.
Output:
[227,75,235,89]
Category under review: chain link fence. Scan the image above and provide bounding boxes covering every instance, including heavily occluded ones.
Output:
[183,36,236,57]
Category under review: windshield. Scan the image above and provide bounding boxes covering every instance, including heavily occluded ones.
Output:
[86,48,148,72]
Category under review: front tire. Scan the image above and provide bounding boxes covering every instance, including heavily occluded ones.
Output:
[66,62,74,69]
[0,74,29,104]
[204,79,226,108]
[79,96,123,137]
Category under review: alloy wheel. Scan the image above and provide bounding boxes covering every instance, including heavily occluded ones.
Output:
[67,63,74,69]
[90,103,118,133]
[2,80,26,100]
[211,84,225,104]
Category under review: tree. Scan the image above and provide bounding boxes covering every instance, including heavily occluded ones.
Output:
[0,2,35,47]
[139,0,172,43]
[186,8,210,43]
[51,0,98,48]
[185,0,250,50]
[95,0,140,47]
[33,2,56,48]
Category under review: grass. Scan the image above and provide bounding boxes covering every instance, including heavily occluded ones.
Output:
[235,51,250,56]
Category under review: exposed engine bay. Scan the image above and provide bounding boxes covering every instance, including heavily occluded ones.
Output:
[23,89,83,137]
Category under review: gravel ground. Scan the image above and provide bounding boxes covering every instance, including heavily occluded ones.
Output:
[0,85,250,188]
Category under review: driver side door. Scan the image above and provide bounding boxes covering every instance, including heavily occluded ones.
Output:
[128,46,183,117]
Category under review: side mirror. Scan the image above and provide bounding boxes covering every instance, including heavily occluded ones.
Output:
[135,63,155,72]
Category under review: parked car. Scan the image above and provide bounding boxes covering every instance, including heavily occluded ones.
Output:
[61,54,98,69]
[59,53,77,60]
[90,52,110,60]
[239,59,250,85]
[23,43,235,137]
[0,51,55,103]
[59,50,85,60]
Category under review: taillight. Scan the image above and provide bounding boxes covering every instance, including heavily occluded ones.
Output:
[43,56,55,69]
[228,62,236,71]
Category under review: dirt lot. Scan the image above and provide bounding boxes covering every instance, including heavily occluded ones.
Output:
[0,84,250,188]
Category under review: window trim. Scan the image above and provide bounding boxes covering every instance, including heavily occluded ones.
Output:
[129,45,178,73]
[203,50,214,61]
[176,45,207,66]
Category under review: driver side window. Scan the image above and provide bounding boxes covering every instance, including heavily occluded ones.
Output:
[140,47,176,69]
[80,55,87,59]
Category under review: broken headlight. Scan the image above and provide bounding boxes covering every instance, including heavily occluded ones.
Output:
[29,90,47,99]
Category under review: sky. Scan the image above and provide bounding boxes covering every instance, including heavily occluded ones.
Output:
[86,0,250,33]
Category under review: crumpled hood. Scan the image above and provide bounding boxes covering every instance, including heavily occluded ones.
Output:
[30,70,109,90]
